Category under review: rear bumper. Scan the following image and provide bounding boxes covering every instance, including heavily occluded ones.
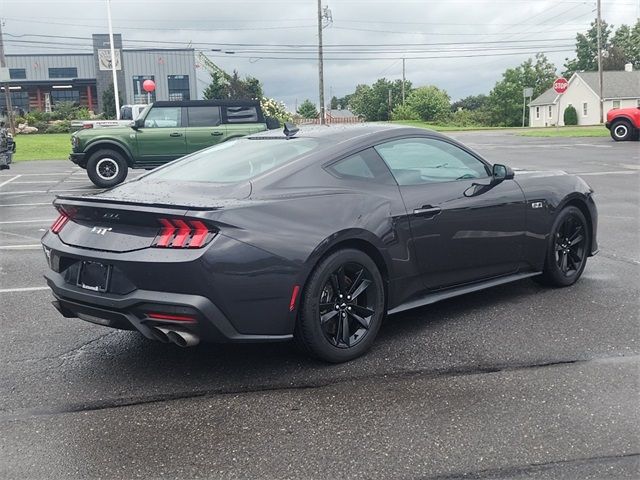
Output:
[45,270,293,343]
[605,122,611,130]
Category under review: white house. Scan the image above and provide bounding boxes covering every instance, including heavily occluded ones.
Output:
[529,69,640,127]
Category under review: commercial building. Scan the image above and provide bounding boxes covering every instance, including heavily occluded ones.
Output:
[2,33,197,113]
[529,68,640,127]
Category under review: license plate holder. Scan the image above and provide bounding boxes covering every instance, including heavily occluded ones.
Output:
[77,261,111,292]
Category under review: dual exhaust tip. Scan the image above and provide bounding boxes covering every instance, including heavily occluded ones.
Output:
[151,326,200,347]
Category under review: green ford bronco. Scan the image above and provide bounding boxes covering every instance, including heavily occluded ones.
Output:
[70,100,276,187]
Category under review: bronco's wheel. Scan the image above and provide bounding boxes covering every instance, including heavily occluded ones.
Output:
[86,149,128,188]
[295,248,385,363]
[610,120,634,142]
[537,206,589,287]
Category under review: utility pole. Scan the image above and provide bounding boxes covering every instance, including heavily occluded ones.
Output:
[402,58,406,105]
[106,0,121,120]
[317,0,325,125]
[0,20,16,135]
[596,0,604,124]
[388,89,392,120]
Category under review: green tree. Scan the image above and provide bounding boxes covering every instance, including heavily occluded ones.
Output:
[451,94,489,112]
[610,21,640,69]
[564,105,578,125]
[297,99,319,119]
[488,53,556,127]
[202,71,228,100]
[348,78,412,121]
[336,94,352,110]
[203,70,263,100]
[563,20,613,78]
[101,83,124,119]
[330,96,339,110]
[404,85,451,122]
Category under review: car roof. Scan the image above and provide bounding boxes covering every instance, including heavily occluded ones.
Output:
[152,100,261,108]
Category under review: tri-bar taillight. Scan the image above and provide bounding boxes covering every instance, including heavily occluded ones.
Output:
[50,212,70,234]
[152,218,214,249]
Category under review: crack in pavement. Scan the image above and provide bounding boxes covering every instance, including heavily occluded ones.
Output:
[2,353,637,422]
[423,452,640,479]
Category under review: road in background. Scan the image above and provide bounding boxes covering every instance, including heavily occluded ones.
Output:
[0,134,638,479]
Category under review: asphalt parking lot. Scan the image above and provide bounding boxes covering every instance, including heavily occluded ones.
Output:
[0,132,638,479]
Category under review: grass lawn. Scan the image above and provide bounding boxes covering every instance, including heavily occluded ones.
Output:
[516,126,609,137]
[13,133,71,162]
[391,120,510,132]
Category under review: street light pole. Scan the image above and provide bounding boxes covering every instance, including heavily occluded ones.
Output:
[106,0,121,120]
[317,0,325,125]
[596,0,604,124]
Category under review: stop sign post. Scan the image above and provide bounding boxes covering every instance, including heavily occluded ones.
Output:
[553,77,568,128]
[142,79,156,104]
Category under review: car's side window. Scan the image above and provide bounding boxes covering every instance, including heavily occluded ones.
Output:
[374,138,490,186]
[144,107,182,128]
[225,106,258,123]
[326,148,396,184]
[187,106,221,127]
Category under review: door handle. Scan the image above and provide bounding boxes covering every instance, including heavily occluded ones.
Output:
[169,132,183,137]
[413,206,442,217]
[211,131,224,136]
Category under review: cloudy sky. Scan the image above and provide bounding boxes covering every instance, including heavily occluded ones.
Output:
[2,0,638,110]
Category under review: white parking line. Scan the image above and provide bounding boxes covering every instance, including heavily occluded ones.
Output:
[0,189,96,196]
[0,175,22,188]
[0,244,42,250]
[0,286,49,293]
[0,219,55,225]
[0,172,76,177]
[2,202,52,207]
[575,170,639,176]
[13,181,60,184]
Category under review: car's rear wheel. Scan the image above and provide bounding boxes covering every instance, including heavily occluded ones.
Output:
[537,206,589,287]
[609,120,635,142]
[87,149,128,188]
[295,248,385,363]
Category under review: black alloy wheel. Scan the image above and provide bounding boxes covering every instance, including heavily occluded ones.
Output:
[318,262,377,349]
[538,206,590,287]
[295,249,385,362]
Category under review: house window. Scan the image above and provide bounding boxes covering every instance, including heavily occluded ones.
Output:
[535,107,540,119]
[582,102,588,116]
[48,67,78,78]
[132,75,156,104]
[548,106,553,118]
[167,75,190,101]
[9,68,26,80]
[612,100,621,109]
[51,89,80,104]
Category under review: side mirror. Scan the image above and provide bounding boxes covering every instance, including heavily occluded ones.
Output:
[265,116,280,130]
[492,164,514,183]
[132,118,144,129]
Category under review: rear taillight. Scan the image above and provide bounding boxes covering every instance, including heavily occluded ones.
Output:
[50,213,70,234]
[153,218,214,249]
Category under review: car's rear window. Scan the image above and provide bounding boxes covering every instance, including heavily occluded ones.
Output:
[148,138,319,183]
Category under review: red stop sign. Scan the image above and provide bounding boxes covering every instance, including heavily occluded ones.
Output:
[553,77,569,94]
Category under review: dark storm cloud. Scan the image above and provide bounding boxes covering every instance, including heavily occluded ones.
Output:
[2,0,636,109]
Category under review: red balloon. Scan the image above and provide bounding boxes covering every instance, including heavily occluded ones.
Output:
[142,79,156,93]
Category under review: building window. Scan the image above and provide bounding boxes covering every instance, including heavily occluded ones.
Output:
[0,91,29,111]
[51,89,80,104]
[167,75,190,101]
[132,75,156,104]
[548,106,552,118]
[535,107,540,119]
[582,102,588,116]
[9,68,26,80]
[612,100,621,109]
[48,67,78,78]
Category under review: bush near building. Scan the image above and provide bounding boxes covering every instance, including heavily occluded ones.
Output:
[564,105,579,125]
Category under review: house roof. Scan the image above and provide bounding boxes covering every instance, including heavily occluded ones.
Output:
[529,70,640,106]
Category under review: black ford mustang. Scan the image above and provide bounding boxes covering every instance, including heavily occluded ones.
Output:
[42,125,598,362]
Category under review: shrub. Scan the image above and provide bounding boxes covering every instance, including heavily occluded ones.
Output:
[44,120,71,134]
[563,105,578,126]
[391,104,420,121]
[260,97,292,124]
[405,86,451,122]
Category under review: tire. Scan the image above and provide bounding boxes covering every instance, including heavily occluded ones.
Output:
[86,149,128,188]
[609,120,634,142]
[295,248,386,363]
[536,206,590,287]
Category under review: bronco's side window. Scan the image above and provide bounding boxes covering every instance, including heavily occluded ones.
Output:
[225,106,258,123]
[144,107,182,128]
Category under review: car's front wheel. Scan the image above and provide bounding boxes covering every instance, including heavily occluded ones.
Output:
[537,206,589,287]
[86,149,128,188]
[295,248,385,362]
[609,120,635,142]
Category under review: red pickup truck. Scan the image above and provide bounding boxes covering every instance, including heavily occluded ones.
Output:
[606,107,640,141]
